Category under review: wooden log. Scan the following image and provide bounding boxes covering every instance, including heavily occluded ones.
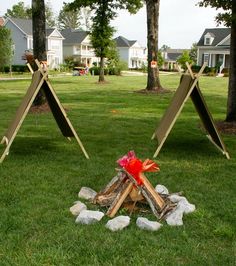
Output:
[106,180,133,218]
[141,173,165,209]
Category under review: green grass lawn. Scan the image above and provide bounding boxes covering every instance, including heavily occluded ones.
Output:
[0,74,235,265]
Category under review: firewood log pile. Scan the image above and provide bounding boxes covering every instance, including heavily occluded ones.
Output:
[93,151,177,220]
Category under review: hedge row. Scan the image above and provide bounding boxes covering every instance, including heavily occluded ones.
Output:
[1,65,29,73]
[89,66,122,76]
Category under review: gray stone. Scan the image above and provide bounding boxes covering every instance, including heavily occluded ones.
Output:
[178,198,196,214]
[105,216,130,231]
[169,195,196,214]
[166,195,196,226]
[155,184,169,195]
[75,210,104,225]
[70,201,87,216]
[166,206,184,226]
[136,217,162,231]
[168,194,186,203]
[78,187,97,201]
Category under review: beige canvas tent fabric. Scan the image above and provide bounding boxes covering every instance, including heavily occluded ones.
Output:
[152,73,229,159]
[0,69,89,163]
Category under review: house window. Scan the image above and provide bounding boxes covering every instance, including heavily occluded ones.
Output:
[205,37,211,45]
[28,38,33,49]
[203,53,209,64]
[51,40,60,50]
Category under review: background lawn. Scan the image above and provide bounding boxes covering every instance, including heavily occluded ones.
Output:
[0,73,235,265]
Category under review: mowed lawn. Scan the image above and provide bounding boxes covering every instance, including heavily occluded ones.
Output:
[0,73,235,265]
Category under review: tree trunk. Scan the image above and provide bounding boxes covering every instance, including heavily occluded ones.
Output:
[146,0,162,91]
[99,56,105,82]
[32,0,47,106]
[226,1,236,122]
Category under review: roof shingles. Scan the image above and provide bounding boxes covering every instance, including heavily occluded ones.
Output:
[197,28,231,46]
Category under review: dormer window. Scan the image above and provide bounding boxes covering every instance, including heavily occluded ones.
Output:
[205,37,211,45]
[204,32,215,45]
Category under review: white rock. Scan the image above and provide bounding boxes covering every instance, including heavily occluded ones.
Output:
[166,206,184,226]
[105,216,130,231]
[70,201,87,216]
[168,194,186,203]
[178,198,196,214]
[136,217,162,231]
[169,195,196,214]
[155,184,169,195]
[78,187,97,201]
[75,210,104,225]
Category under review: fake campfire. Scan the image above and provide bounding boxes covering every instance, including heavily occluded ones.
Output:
[71,151,196,230]
[93,151,176,220]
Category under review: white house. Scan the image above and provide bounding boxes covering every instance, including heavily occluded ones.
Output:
[197,28,231,72]
[114,36,147,69]
[61,28,99,67]
[4,17,64,69]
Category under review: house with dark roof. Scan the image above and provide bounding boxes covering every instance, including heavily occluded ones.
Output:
[4,17,64,69]
[161,49,189,70]
[197,28,230,72]
[114,36,147,69]
[61,28,99,67]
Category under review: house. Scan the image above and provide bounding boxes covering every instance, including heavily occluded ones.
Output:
[61,28,99,67]
[114,36,147,69]
[197,28,231,72]
[4,17,64,69]
[161,49,189,70]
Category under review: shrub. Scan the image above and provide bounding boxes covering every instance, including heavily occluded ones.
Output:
[11,65,29,73]
[89,66,109,75]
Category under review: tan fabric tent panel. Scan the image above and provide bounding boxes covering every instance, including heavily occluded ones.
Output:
[155,74,193,144]
[0,63,89,163]
[152,69,229,159]
[4,71,43,142]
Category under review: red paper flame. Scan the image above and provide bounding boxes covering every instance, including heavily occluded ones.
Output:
[117,151,160,186]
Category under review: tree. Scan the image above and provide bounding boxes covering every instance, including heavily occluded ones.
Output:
[81,7,92,30]
[5,1,56,28]
[157,51,164,68]
[160,44,170,52]
[145,0,163,91]
[198,0,236,122]
[58,3,82,30]
[176,50,193,71]
[68,0,142,82]
[5,1,31,19]
[45,1,56,27]
[189,42,197,64]
[32,0,47,105]
[0,27,12,71]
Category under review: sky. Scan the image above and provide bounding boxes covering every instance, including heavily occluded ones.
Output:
[0,0,224,49]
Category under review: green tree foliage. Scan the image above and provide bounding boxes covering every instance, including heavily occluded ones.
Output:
[176,50,193,70]
[58,3,82,30]
[5,1,56,28]
[68,0,142,82]
[160,44,170,51]
[157,51,164,68]
[0,27,12,70]
[189,42,197,64]
[198,0,236,122]
[5,1,31,19]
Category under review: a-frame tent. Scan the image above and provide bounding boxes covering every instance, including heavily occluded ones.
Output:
[152,63,230,159]
[0,59,89,163]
